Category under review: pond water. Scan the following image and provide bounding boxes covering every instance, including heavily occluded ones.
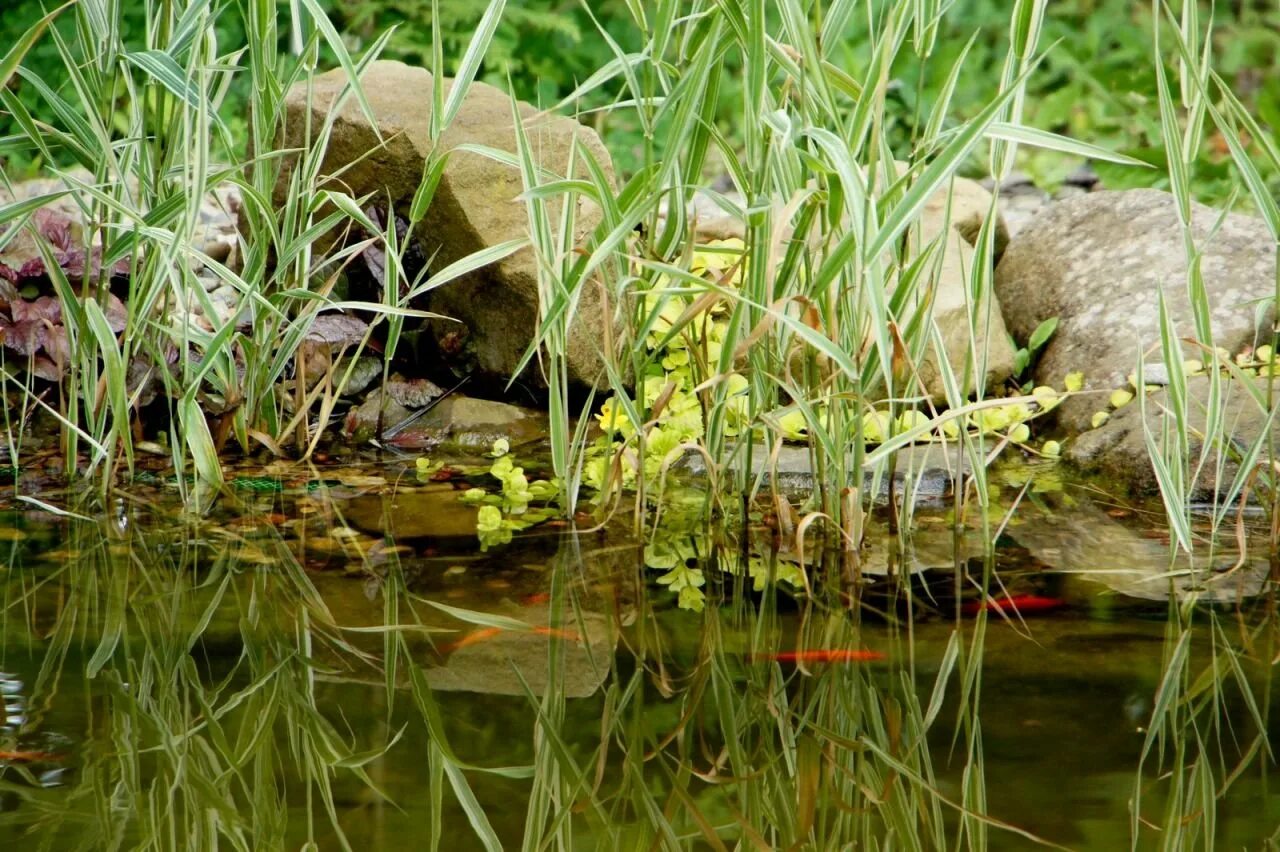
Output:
[0,455,1275,849]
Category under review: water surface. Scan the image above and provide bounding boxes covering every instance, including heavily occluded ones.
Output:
[0,456,1274,849]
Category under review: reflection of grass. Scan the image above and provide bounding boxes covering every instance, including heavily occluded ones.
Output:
[6,514,401,849]
[0,496,1273,849]
[1130,600,1276,850]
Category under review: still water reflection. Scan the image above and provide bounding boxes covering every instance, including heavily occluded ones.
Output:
[0,458,1274,850]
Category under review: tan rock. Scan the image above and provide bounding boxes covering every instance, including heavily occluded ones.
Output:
[277,60,617,389]
[909,206,1017,402]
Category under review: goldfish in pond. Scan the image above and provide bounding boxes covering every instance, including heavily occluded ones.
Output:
[961,594,1065,616]
[751,649,886,664]
[0,750,65,762]
[444,625,581,652]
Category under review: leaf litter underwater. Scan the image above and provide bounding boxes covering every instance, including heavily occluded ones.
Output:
[0,452,1274,849]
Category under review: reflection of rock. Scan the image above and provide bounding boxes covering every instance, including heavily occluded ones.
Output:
[855,514,990,576]
[681,442,974,506]
[426,614,613,698]
[340,485,480,539]
[308,537,635,699]
[1006,497,1273,602]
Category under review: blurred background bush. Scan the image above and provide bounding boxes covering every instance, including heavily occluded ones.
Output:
[3,0,1278,202]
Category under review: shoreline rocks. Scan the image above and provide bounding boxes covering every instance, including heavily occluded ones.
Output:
[276,60,617,390]
[1067,374,1279,499]
[995,189,1277,435]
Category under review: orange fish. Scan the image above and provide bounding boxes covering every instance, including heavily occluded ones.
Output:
[522,592,552,606]
[446,627,503,650]
[0,750,65,762]
[444,625,581,652]
[531,626,581,641]
[751,649,886,664]
[961,594,1065,617]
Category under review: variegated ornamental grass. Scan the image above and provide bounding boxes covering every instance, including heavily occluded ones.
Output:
[1,0,1261,542]
[0,2,1276,850]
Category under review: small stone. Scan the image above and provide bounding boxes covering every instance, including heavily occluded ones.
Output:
[390,394,548,451]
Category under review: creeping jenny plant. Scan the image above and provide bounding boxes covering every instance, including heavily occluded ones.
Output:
[585,237,1077,503]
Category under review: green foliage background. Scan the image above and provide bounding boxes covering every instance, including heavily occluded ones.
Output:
[3,0,1279,199]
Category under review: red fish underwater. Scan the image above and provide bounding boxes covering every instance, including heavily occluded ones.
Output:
[961,594,1065,617]
[751,649,886,664]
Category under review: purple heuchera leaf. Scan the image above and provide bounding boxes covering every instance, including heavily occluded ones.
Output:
[33,208,74,252]
[11,295,61,325]
[0,206,128,284]
[0,293,123,381]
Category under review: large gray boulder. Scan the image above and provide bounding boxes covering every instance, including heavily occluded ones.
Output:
[1067,374,1277,498]
[276,60,616,388]
[995,189,1277,433]
[1007,494,1272,601]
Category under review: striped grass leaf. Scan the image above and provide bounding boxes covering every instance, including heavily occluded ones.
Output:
[990,0,1046,178]
[820,0,859,50]
[400,642,532,778]
[83,298,132,471]
[296,0,386,141]
[440,0,507,130]
[862,392,1039,469]
[405,237,529,302]
[13,68,102,163]
[0,191,72,230]
[1137,356,1193,555]
[0,91,67,164]
[179,393,223,488]
[775,0,837,118]
[867,58,1043,263]
[124,48,226,133]
[1200,91,1280,235]
[409,153,450,225]
[922,32,978,143]
[550,44,651,118]
[0,0,76,93]
[438,746,520,851]
[1211,398,1279,529]
[843,0,909,160]
[983,122,1155,167]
